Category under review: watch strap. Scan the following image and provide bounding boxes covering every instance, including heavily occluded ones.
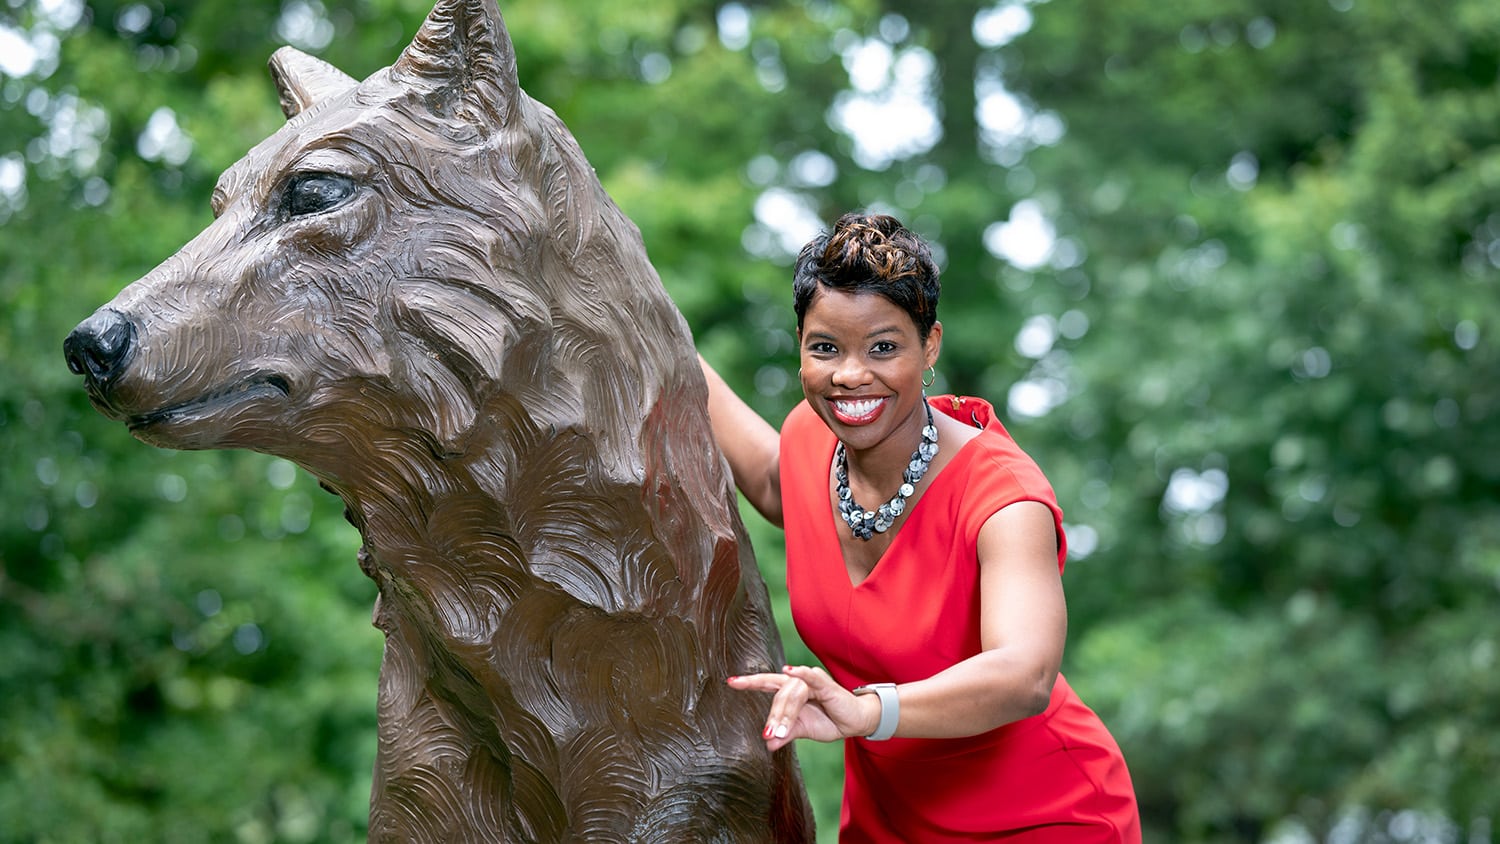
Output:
[851,682,899,740]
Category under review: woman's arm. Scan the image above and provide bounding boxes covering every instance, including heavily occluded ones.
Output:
[698,355,785,527]
[887,499,1066,735]
[729,499,1066,748]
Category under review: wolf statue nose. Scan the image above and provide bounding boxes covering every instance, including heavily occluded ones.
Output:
[64,309,137,385]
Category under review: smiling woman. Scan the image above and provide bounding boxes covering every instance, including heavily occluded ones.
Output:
[701,211,1141,842]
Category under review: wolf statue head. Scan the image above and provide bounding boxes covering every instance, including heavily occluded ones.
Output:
[63,0,814,840]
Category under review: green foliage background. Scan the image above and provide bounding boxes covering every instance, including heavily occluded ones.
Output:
[2,0,1496,841]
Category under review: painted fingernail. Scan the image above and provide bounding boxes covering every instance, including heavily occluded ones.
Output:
[763,724,774,739]
[774,724,789,739]
[726,676,738,683]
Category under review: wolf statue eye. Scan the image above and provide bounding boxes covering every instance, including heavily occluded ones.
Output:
[283,173,356,218]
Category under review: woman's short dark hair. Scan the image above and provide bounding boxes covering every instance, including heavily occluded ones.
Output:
[792,212,940,341]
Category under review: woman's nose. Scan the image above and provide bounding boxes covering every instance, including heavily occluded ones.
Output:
[831,355,872,388]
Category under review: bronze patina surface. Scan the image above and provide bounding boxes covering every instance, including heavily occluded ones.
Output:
[63,1,813,840]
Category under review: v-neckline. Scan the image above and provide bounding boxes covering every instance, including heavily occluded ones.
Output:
[822,422,983,590]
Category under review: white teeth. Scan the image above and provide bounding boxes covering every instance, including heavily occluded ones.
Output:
[834,398,883,418]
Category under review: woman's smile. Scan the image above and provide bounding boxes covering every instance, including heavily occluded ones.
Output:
[830,396,889,425]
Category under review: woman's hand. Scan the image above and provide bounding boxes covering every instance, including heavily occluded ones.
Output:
[727,666,880,751]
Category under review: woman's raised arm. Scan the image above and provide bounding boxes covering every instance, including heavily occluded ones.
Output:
[698,355,785,527]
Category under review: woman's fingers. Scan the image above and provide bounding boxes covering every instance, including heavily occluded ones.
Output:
[728,667,820,749]
[728,666,870,747]
[778,665,874,738]
[725,672,787,693]
[727,670,804,742]
[780,664,834,691]
[764,674,811,742]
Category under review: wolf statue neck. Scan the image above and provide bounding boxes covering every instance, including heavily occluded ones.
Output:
[328,411,732,619]
[321,384,805,842]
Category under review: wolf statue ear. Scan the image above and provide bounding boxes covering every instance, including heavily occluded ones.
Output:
[392,0,519,126]
[268,47,358,119]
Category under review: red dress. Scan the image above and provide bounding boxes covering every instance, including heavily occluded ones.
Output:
[780,395,1140,842]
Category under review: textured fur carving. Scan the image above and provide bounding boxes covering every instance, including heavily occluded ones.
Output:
[63,1,814,840]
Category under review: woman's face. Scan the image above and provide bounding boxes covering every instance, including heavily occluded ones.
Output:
[798,287,941,457]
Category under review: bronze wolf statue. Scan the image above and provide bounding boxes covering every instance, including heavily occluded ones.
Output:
[62,0,814,840]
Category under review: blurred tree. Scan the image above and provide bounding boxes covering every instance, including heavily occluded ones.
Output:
[3,0,1496,841]
[993,0,1500,840]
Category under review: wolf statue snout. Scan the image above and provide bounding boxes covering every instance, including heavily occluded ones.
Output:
[64,308,135,389]
[62,0,814,840]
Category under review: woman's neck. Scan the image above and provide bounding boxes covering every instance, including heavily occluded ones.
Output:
[841,402,932,492]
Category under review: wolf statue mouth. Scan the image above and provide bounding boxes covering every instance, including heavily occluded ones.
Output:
[127,373,292,430]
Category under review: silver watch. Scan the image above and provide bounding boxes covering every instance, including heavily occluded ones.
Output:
[851,682,899,741]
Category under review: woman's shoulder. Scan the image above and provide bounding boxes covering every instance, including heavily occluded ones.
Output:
[781,399,822,443]
[783,398,817,428]
[933,395,1057,501]
[935,395,1067,563]
[779,400,832,466]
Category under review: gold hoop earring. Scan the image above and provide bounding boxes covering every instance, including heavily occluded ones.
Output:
[922,366,936,388]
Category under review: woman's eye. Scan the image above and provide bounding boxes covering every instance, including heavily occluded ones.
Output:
[283,173,357,218]
[872,342,897,354]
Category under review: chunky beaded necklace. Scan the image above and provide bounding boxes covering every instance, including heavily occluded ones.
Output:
[834,400,939,540]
